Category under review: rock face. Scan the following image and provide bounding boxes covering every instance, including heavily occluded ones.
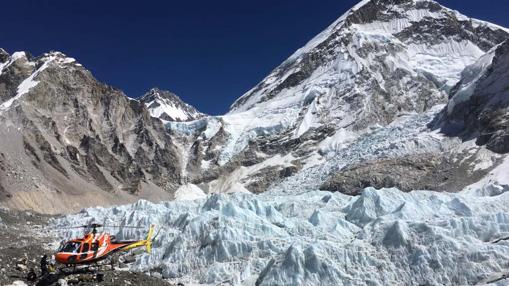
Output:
[319,153,491,195]
[0,51,182,213]
[140,88,205,122]
[432,40,509,154]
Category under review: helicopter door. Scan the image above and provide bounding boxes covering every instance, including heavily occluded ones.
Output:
[80,242,90,260]
[91,242,99,258]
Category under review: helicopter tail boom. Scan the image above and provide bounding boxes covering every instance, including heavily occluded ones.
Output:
[122,224,155,253]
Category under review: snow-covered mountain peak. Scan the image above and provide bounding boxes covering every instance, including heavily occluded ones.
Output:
[161,0,508,195]
[0,49,83,113]
[140,87,204,122]
[230,0,508,116]
[0,49,185,212]
[0,50,81,78]
[40,51,78,64]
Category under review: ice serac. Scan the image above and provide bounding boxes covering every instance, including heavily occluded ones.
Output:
[140,88,205,122]
[53,187,509,285]
[0,51,182,213]
[165,0,508,195]
[433,40,509,154]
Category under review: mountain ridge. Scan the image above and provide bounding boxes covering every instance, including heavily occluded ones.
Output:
[0,50,182,213]
[230,0,509,113]
[0,0,508,213]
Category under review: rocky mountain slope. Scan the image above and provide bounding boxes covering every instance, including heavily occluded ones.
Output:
[140,88,205,122]
[0,51,182,213]
[432,39,509,153]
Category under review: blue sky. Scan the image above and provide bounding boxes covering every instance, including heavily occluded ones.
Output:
[1,0,508,115]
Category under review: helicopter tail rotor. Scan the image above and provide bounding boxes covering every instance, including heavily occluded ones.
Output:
[121,224,156,253]
[145,224,155,253]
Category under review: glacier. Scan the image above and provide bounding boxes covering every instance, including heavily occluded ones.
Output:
[52,184,509,286]
[269,105,451,195]
[157,0,509,180]
[50,101,509,285]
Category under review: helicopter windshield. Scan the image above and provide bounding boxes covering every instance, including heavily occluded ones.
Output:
[59,242,82,253]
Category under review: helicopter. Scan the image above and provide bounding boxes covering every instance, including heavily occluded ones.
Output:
[54,223,155,266]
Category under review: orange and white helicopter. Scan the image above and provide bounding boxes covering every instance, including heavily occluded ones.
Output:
[54,223,155,266]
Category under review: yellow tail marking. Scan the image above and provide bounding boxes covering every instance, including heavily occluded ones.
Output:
[145,224,155,253]
[122,224,155,254]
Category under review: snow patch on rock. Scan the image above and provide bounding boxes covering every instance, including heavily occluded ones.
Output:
[174,184,207,201]
[0,52,77,112]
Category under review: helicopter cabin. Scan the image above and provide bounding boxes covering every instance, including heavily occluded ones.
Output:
[58,239,100,256]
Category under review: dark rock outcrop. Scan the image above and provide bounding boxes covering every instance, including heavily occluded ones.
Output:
[432,40,509,154]
[320,153,491,195]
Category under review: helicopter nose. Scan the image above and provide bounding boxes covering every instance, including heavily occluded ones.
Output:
[54,252,68,264]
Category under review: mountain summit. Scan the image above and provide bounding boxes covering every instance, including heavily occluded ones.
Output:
[162,0,508,194]
[0,50,181,213]
[139,88,204,122]
[230,0,508,132]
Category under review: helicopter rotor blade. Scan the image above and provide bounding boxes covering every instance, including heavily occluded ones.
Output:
[50,223,150,231]
[50,226,90,230]
[51,225,146,229]
[50,223,102,229]
[102,225,146,229]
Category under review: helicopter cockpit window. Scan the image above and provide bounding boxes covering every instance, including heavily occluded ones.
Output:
[59,242,82,253]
